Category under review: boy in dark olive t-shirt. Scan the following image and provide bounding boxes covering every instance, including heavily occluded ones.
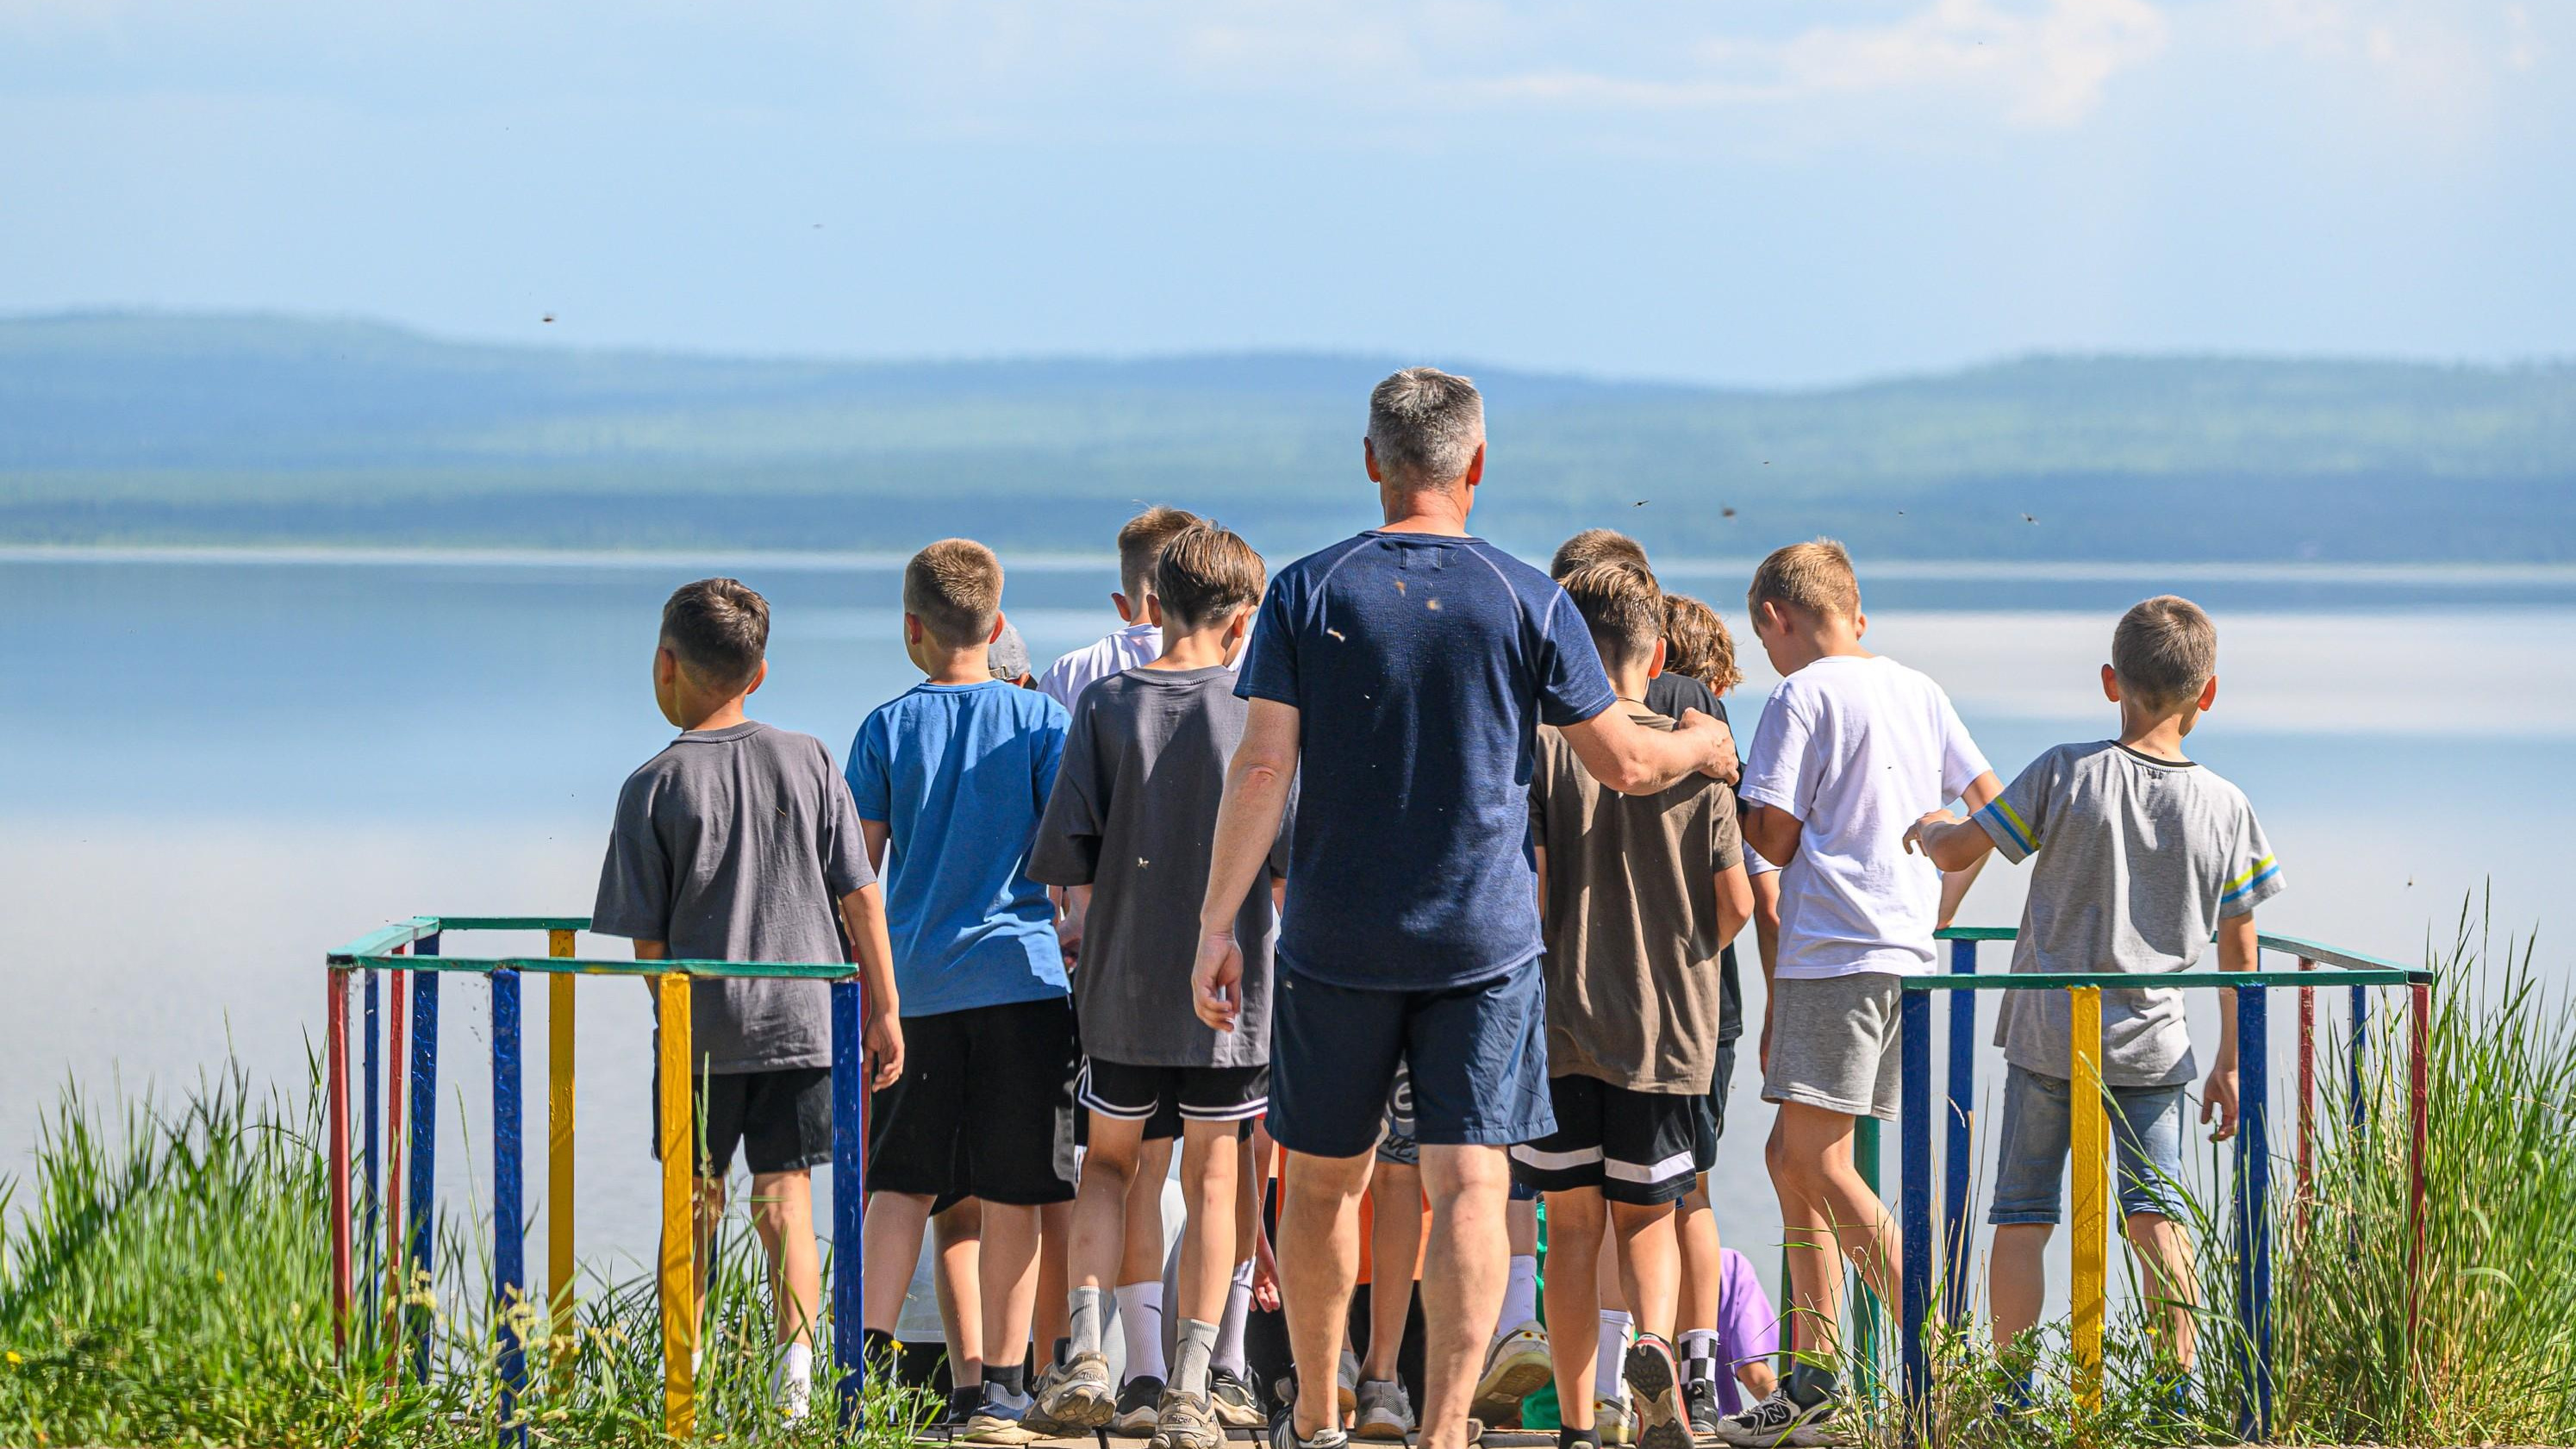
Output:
[1514,562,1755,1449]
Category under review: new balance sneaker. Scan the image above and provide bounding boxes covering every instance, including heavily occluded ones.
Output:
[1595,1396,1635,1447]
[1685,1377,1724,1439]
[1039,1351,1120,1429]
[1210,1366,1267,1428]
[1713,1389,1840,1447]
[1470,1321,1554,1426]
[1623,1337,1690,1449]
[1113,1376,1169,1438]
[1352,1378,1415,1441]
[1153,1388,1226,1449]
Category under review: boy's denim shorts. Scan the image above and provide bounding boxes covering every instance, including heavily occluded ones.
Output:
[1989,1064,2186,1227]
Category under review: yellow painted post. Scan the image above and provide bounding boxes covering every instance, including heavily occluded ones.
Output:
[2069,986,2109,1414]
[657,972,697,1440]
[546,929,576,1368]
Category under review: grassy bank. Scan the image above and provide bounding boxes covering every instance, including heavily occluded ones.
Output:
[3,917,2569,1445]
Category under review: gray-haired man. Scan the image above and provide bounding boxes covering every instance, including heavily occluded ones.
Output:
[1190,368,1740,1449]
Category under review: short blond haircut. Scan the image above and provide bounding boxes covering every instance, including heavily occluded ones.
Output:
[2113,595,2217,708]
[1747,537,1861,623]
[904,538,1004,649]
[1662,593,1742,695]
[1550,528,1651,584]
[1117,505,1202,603]
[1559,560,1664,674]
[1154,522,1266,631]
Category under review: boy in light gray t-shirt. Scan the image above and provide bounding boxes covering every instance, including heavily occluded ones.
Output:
[1907,594,2281,1389]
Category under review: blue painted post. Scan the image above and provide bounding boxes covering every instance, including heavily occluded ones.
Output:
[831,978,865,1427]
[1899,988,1934,1444]
[492,967,527,1446]
[2234,984,2273,1440]
[1942,939,1977,1327]
[407,934,441,1385]
[364,968,381,1341]
[2347,984,2368,1140]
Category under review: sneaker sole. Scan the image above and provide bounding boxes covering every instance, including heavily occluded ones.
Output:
[1045,1382,1120,1429]
[1354,1417,1413,1441]
[1624,1345,1690,1449]
[1469,1354,1554,1422]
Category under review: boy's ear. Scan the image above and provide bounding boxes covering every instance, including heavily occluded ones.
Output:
[1112,591,1135,625]
[988,611,1007,646]
[1145,594,1165,628]
[2199,674,2219,711]
[2101,663,2122,703]
[654,643,679,690]
[1647,635,1668,679]
[1850,607,1868,639]
[902,612,924,646]
[743,659,768,697]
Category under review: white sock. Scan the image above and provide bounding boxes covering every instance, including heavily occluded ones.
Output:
[1214,1259,1256,1378]
[1117,1281,1168,1383]
[1598,1310,1633,1404]
[1495,1254,1540,1341]
[1070,1284,1109,1358]
[777,1340,814,1386]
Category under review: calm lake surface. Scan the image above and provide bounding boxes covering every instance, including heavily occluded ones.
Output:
[4,548,2570,1321]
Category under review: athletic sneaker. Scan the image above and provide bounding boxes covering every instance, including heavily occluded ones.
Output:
[1155,1389,1226,1449]
[1353,1379,1415,1441]
[1595,1396,1635,1447]
[1040,1351,1120,1429]
[1714,1389,1841,1447]
[1114,1376,1169,1438]
[1622,1337,1690,1449]
[1337,1350,1361,1417]
[1685,1377,1723,1439]
[1470,1321,1554,1425]
[963,1392,1040,1446]
[1268,1401,1353,1449]
[945,1384,986,1427]
[1023,1358,1088,1437]
[1211,1366,1267,1428]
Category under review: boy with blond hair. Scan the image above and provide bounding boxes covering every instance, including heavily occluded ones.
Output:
[1515,561,1755,1449]
[1906,596,2280,1398]
[1719,540,2000,1447]
[592,578,904,1421]
[1030,522,1287,1449]
[851,540,1076,1444]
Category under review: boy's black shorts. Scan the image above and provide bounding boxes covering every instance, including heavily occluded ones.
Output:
[869,997,1078,1207]
[651,1065,833,1178]
[1507,1073,1703,1207]
[1690,1042,1740,1174]
[1079,1058,1270,1127]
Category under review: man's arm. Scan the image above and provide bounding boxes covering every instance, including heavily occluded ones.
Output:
[838,882,905,1089]
[2201,910,2258,1141]
[1194,698,1300,1032]
[1560,706,1738,797]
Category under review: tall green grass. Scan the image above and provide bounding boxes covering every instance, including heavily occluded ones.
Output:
[0,1059,934,1446]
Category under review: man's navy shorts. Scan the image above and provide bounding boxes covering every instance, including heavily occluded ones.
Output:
[1269,962,1556,1159]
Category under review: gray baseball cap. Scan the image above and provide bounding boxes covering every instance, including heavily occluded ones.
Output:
[989,621,1032,682]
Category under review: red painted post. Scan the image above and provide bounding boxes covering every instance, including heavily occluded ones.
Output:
[2297,961,2316,1205]
[327,966,352,1353]
[2406,981,2431,1366]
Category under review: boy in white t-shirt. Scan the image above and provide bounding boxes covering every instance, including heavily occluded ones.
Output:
[1718,540,2000,1447]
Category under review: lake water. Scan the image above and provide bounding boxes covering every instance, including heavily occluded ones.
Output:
[3,548,2570,1327]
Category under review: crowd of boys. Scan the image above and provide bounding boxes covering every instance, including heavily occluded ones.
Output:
[591,366,2283,1448]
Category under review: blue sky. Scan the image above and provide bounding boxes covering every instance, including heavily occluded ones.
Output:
[3,0,2567,384]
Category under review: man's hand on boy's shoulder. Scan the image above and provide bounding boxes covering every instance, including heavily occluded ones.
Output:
[1676,707,1740,784]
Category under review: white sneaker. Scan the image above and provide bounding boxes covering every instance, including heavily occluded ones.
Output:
[1595,1396,1634,1447]
[1470,1321,1553,1426]
[1714,1388,1842,1447]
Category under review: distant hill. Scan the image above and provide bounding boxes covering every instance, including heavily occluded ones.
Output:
[3,312,2571,562]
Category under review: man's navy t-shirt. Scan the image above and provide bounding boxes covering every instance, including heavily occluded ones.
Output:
[1236,529,1617,991]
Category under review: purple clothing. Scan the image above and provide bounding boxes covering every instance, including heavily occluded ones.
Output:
[1714,1248,1781,1415]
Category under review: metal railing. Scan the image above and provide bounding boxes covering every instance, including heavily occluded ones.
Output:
[1894,927,2433,1441]
[323,915,872,1443]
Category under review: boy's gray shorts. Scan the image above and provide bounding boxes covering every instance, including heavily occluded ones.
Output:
[1761,972,1904,1121]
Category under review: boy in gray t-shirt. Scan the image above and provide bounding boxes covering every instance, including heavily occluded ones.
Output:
[590,578,901,1421]
[1028,523,1284,1449]
[1906,594,2282,1393]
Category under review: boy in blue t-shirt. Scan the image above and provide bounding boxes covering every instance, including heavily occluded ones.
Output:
[850,538,1074,1443]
